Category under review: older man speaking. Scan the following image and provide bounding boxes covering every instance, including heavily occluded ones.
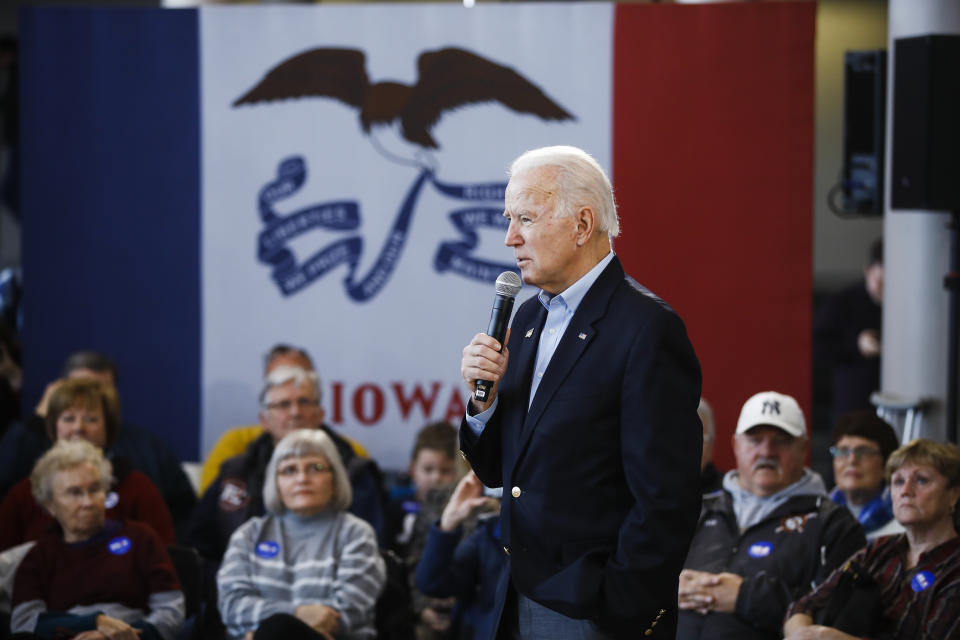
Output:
[459,146,702,639]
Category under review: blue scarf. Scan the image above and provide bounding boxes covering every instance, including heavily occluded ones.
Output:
[830,486,895,534]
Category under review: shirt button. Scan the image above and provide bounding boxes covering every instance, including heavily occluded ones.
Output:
[511,486,522,498]
[537,371,543,378]
[549,328,556,334]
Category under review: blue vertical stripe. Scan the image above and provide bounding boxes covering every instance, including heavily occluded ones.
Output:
[20,7,201,460]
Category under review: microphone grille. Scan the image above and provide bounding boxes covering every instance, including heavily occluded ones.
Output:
[495,271,523,298]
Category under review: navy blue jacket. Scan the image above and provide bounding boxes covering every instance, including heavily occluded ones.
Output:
[415,516,507,640]
[460,256,702,639]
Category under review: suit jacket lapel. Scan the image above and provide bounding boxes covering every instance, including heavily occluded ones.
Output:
[515,257,625,456]
[509,302,547,421]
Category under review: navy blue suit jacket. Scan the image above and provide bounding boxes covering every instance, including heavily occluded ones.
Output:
[460,256,702,639]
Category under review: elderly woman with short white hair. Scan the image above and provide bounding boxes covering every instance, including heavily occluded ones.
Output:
[217,429,386,640]
[10,439,184,640]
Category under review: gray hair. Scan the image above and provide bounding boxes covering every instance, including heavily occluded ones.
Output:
[259,365,322,406]
[509,145,619,238]
[30,439,113,506]
[698,398,715,443]
[263,429,352,514]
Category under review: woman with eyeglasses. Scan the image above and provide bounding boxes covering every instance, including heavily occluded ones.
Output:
[0,378,176,552]
[10,440,184,640]
[785,438,960,639]
[828,411,904,539]
[217,429,386,640]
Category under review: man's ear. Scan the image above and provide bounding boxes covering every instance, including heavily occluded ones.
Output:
[574,205,596,246]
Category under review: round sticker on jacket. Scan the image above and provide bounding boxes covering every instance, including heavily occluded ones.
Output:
[108,536,132,555]
[104,491,119,509]
[256,541,280,558]
[912,571,935,592]
[747,541,773,558]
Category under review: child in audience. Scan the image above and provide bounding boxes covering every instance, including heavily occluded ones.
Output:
[386,421,460,640]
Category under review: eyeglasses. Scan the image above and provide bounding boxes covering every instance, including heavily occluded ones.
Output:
[58,484,106,502]
[264,398,320,412]
[277,462,332,478]
[829,446,882,460]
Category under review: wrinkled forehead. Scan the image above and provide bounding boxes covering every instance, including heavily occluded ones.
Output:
[66,368,115,386]
[506,167,560,205]
[53,462,102,488]
[266,378,316,401]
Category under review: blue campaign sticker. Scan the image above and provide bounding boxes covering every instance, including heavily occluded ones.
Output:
[747,542,773,558]
[256,541,280,559]
[912,571,935,592]
[104,491,119,509]
[107,536,132,555]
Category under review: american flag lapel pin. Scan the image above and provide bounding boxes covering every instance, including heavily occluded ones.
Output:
[578,332,587,340]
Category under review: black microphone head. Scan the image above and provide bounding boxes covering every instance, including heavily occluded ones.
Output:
[495,271,523,299]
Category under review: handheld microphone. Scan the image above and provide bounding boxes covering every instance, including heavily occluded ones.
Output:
[474,271,523,403]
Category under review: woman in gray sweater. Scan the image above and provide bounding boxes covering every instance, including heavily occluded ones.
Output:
[217,429,386,640]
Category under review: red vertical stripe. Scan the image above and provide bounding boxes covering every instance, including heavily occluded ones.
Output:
[613,2,816,471]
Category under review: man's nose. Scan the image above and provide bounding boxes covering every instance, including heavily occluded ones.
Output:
[504,221,520,247]
[755,438,775,456]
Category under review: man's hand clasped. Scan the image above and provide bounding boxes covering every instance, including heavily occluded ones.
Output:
[677,569,743,615]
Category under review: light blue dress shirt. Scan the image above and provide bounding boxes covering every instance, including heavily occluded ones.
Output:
[465,251,615,436]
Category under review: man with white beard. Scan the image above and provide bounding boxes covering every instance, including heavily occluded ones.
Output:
[675,391,865,640]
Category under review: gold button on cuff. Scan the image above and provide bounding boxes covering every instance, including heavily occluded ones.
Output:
[660,609,666,615]
[644,630,652,636]
[511,486,521,498]
[503,546,510,556]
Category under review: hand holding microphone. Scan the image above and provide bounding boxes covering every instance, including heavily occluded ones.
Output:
[460,271,522,412]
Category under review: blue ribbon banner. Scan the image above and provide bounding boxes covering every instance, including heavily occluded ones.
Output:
[256,156,517,301]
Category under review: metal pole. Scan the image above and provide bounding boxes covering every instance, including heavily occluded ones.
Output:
[946,211,959,443]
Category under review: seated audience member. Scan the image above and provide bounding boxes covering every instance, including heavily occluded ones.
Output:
[677,391,865,640]
[386,421,460,554]
[384,421,459,638]
[699,398,722,493]
[217,429,385,640]
[415,472,506,640]
[0,350,196,533]
[187,365,385,562]
[785,438,960,639]
[828,410,904,539]
[10,440,184,640]
[199,344,370,494]
[0,379,176,551]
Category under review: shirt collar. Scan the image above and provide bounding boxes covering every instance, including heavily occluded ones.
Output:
[537,251,615,312]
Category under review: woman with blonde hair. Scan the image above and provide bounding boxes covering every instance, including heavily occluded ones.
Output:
[784,438,960,639]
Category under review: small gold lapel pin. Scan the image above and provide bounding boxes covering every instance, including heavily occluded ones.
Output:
[525,328,534,338]
[578,332,587,340]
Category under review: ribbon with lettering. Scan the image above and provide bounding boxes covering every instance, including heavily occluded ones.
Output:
[257,157,517,300]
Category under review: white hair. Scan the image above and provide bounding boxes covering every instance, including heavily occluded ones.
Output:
[509,145,619,237]
[259,365,321,406]
[262,429,352,514]
[31,439,113,506]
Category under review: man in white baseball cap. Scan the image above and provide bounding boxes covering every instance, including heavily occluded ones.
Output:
[675,391,864,640]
